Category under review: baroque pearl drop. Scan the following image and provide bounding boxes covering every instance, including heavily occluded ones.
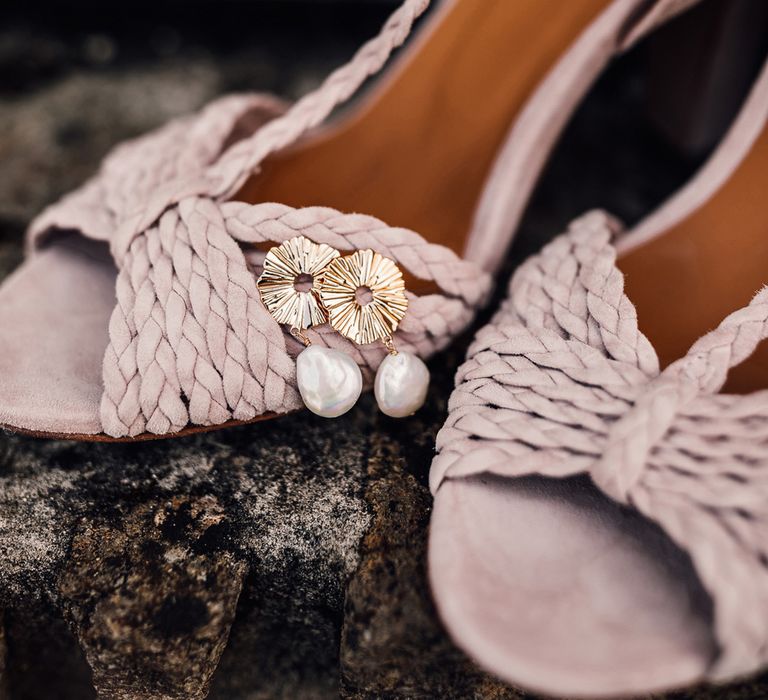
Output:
[296,345,363,418]
[374,352,430,418]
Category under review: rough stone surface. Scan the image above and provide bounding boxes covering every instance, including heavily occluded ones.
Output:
[60,496,246,700]
[0,2,767,699]
[0,420,377,699]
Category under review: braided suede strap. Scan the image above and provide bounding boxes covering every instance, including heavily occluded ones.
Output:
[100,195,487,437]
[432,210,768,680]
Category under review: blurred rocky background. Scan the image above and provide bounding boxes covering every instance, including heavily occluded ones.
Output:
[0,1,767,698]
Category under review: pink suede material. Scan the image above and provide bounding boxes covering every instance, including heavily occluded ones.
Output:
[429,47,768,696]
[99,198,489,437]
[430,477,715,697]
[430,211,768,694]
[0,236,115,434]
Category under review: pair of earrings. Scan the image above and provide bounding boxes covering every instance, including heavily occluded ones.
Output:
[257,236,430,419]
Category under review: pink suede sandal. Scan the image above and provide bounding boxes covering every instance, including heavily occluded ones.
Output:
[430,55,768,697]
[0,0,698,440]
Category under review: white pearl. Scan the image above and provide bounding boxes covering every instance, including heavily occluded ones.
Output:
[374,352,430,418]
[296,345,362,418]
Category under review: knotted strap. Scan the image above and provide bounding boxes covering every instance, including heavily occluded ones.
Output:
[432,210,768,680]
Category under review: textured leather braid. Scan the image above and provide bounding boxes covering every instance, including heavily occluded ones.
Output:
[99,195,487,437]
[226,201,487,363]
[222,202,486,308]
[100,198,302,437]
[432,210,768,680]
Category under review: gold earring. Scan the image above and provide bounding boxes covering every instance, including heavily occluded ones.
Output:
[257,236,362,418]
[318,249,429,417]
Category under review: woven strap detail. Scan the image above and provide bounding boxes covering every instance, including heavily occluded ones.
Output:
[101,197,488,437]
[432,210,768,680]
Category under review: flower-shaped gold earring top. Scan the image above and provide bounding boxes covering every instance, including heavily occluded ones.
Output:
[257,236,340,340]
[318,249,408,347]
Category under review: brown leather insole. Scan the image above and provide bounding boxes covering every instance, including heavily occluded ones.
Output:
[238,0,611,259]
[618,124,768,393]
